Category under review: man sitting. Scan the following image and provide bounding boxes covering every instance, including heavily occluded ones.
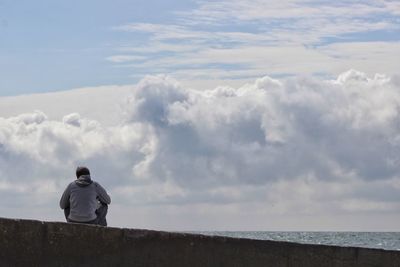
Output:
[60,166,111,226]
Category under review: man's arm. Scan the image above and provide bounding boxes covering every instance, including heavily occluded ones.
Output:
[94,182,111,205]
[59,184,71,209]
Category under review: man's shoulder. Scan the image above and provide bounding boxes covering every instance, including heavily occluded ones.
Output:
[92,181,103,187]
[92,181,109,192]
[67,180,76,187]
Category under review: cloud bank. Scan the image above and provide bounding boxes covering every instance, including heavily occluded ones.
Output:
[1,70,400,230]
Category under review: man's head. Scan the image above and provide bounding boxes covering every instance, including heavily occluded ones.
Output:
[76,166,90,178]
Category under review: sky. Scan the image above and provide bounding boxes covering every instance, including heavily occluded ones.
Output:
[0,0,400,231]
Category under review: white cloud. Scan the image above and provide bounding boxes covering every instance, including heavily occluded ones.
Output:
[108,0,400,89]
[108,41,400,90]
[0,85,133,126]
[182,0,398,25]
[1,70,400,230]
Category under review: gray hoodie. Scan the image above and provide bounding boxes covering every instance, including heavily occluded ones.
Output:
[59,175,111,222]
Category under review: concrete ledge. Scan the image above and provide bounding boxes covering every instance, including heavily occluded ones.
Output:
[0,217,399,267]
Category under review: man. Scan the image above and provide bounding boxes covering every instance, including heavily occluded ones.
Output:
[60,166,111,226]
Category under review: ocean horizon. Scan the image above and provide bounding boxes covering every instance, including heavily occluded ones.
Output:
[188,231,400,251]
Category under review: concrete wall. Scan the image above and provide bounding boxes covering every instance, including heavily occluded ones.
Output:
[0,217,399,267]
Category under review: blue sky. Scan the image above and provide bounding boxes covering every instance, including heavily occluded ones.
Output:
[1,0,399,96]
[0,0,195,95]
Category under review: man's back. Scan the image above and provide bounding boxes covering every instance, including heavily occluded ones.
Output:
[65,180,98,222]
[60,167,111,225]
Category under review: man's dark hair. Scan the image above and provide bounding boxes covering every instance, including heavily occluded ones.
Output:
[76,166,90,178]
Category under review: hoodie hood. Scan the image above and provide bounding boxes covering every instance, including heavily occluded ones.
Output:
[75,174,93,187]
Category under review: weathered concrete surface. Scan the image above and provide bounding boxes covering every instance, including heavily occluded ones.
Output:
[0,217,399,267]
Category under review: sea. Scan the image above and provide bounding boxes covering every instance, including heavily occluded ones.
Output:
[189,231,400,251]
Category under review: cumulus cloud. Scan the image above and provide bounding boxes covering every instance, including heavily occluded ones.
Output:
[124,70,400,184]
[1,70,400,230]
